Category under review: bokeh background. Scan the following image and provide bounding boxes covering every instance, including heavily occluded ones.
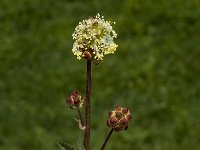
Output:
[0,0,200,150]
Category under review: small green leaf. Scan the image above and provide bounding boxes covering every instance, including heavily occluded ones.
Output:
[57,142,74,150]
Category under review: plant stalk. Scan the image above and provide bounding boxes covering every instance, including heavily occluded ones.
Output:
[101,129,114,150]
[77,107,84,127]
[84,60,91,150]
[77,107,85,147]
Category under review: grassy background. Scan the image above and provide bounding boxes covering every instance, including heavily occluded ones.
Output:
[0,0,200,149]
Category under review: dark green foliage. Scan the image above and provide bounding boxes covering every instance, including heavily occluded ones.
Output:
[0,0,200,150]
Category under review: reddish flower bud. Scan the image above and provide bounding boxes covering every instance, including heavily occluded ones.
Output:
[83,51,92,60]
[66,91,84,109]
[74,98,80,105]
[115,106,122,112]
[126,113,132,122]
[106,119,111,127]
[109,111,115,117]
[109,117,118,126]
[119,117,128,126]
[122,108,129,114]
[113,125,122,132]
[67,96,73,105]
[106,106,132,132]
[115,111,122,119]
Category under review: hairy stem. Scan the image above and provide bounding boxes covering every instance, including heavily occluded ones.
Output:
[77,107,84,127]
[101,129,114,150]
[84,60,91,150]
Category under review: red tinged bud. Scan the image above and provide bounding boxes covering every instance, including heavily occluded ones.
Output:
[122,108,129,114]
[110,117,118,126]
[119,118,128,126]
[83,51,92,60]
[113,125,122,132]
[67,96,73,105]
[115,106,122,112]
[106,106,133,132]
[109,111,115,117]
[126,113,132,122]
[106,119,111,127]
[66,91,84,109]
[115,111,122,119]
[74,99,80,105]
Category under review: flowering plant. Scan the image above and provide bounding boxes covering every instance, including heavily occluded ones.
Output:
[58,14,132,150]
[72,13,118,61]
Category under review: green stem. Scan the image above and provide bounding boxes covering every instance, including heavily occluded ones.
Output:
[77,107,84,127]
[101,129,114,150]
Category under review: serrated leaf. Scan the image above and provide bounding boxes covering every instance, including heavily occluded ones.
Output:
[57,142,74,150]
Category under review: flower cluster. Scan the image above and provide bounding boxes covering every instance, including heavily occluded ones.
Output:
[72,13,118,61]
[107,106,132,132]
[66,91,84,109]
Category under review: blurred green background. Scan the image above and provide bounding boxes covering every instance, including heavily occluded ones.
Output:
[0,0,200,150]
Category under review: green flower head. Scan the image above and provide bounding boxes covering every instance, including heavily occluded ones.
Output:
[72,13,118,61]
